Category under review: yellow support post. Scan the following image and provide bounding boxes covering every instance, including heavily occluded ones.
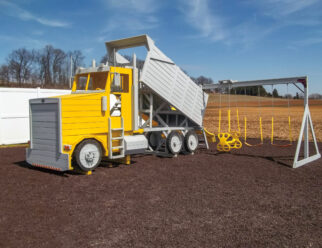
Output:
[218,109,221,133]
[228,109,231,133]
[260,117,263,143]
[271,116,274,144]
[288,116,292,142]
[244,116,247,141]
[236,109,240,134]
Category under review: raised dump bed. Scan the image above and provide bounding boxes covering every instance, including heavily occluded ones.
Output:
[105,35,208,126]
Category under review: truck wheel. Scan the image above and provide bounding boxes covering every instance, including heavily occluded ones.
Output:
[74,139,102,171]
[147,132,162,150]
[184,131,199,153]
[166,131,183,155]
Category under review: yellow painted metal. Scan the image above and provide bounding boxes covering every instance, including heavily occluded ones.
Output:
[228,109,231,133]
[50,67,134,170]
[236,109,240,134]
[217,133,231,152]
[271,117,274,144]
[244,116,263,147]
[204,128,216,143]
[125,155,131,165]
[85,74,90,91]
[271,115,292,147]
[218,109,221,133]
[217,132,242,152]
[133,129,144,134]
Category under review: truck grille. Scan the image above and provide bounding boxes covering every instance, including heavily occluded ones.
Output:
[31,101,59,153]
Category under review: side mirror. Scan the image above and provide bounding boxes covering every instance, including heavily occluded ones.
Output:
[101,96,107,112]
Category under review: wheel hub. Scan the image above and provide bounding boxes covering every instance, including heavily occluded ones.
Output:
[85,152,95,162]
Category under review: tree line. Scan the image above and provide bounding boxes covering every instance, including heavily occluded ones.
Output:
[0,46,85,88]
[1,47,319,99]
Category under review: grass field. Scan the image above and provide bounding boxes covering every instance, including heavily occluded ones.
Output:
[204,93,322,142]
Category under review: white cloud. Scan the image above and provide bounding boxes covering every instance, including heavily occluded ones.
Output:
[179,0,227,42]
[0,0,70,27]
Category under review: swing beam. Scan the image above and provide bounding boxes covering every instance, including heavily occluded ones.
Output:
[203,76,321,168]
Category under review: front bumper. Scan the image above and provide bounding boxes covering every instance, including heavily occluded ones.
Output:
[26,148,70,171]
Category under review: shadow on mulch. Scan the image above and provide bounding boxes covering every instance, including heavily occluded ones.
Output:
[14,159,138,177]
[203,150,294,167]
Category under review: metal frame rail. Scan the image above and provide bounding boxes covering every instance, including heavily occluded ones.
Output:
[203,76,321,168]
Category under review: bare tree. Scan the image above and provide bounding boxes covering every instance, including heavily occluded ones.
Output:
[52,48,66,84]
[69,50,84,75]
[191,76,213,86]
[7,48,34,85]
[37,45,55,85]
[0,65,10,84]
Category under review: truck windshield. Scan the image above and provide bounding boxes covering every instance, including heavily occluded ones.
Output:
[75,72,108,91]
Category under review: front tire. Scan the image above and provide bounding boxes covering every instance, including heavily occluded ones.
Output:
[166,131,183,155]
[74,139,102,171]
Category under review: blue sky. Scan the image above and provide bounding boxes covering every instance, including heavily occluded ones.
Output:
[0,0,322,94]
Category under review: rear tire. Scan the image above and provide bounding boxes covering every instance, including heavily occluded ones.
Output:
[147,132,162,150]
[184,131,199,153]
[74,139,102,171]
[166,131,183,155]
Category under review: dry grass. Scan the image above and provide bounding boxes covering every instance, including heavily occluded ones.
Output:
[204,93,322,142]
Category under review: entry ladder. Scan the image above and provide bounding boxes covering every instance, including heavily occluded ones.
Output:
[108,117,125,159]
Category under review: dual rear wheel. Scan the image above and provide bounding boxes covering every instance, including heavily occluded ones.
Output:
[148,130,199,155]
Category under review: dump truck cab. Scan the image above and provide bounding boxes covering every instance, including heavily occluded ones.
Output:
[26,35,210,173]
[26,58,147,172]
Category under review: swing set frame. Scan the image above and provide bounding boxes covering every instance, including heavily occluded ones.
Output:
[203,76,321,168]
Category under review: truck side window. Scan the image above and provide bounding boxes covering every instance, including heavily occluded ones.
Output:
[77,76,88,90]
[110,73,129,93]
[90,72,108,90]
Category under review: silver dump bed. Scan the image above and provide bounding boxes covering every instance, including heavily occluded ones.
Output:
[105,35,208,126]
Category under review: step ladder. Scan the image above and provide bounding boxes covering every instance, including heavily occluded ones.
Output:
[108,117,125,159]
[198,129,209,150]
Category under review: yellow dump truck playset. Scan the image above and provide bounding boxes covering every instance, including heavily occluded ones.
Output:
[26,35,320,172]
[26,35,211,172]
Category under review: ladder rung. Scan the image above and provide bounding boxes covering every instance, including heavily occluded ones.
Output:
[111,128,123,131]
[112,146,124,149]
[110,155,125,159]
[112,137,123,140]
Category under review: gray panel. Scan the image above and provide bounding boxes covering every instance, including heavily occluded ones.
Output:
[32,143,59,152]
[32,121,57,129]
[27,99,66,171]
[33,138,58,146]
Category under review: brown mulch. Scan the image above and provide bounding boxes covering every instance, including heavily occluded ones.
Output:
[0,141,321,248]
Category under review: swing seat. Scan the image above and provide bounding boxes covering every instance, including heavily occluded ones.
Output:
[217,133,232,152]
[217,132,242,152]
[228,131,242,149]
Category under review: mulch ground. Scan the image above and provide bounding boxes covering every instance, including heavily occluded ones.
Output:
[0,140,321,248]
